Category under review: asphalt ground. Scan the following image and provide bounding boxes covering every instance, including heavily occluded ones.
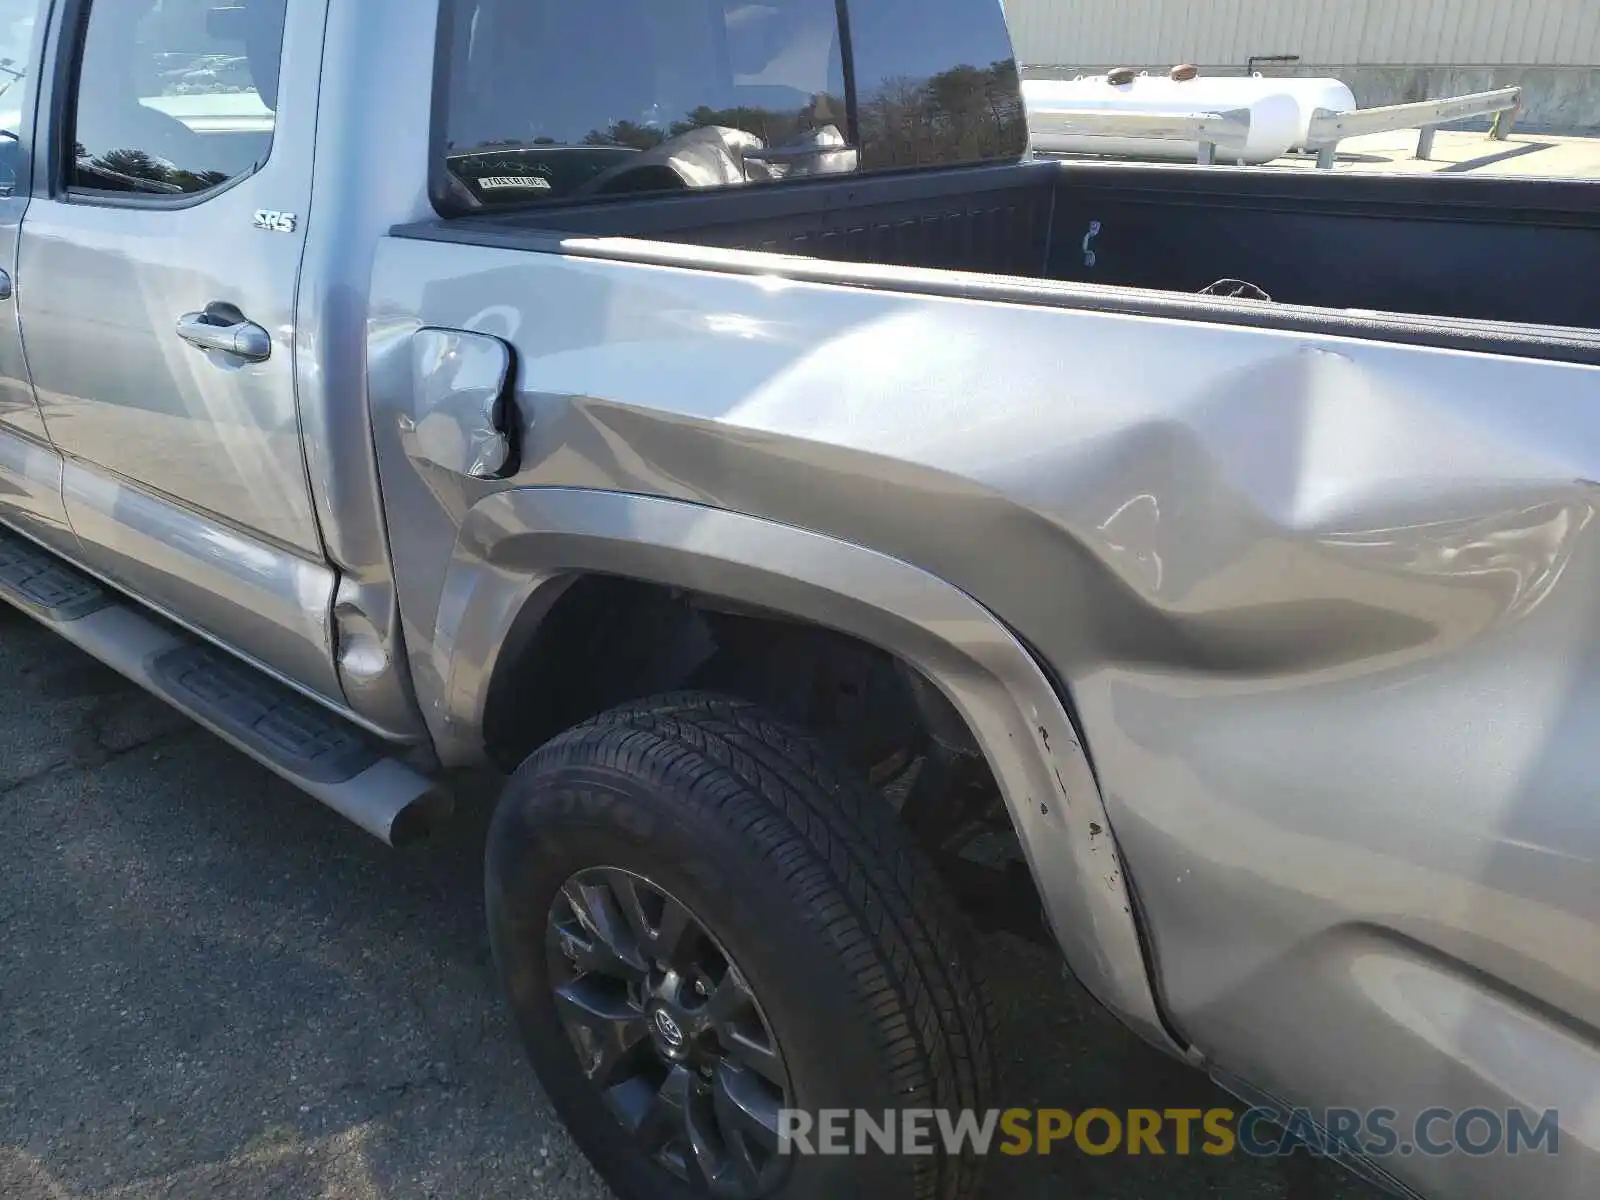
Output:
[1270,127,1600,177]
[0,601,1379,1200]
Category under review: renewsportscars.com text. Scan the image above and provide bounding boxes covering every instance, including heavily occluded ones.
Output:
[777,1106,1561,1159]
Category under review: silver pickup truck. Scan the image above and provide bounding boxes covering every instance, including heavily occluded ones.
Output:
[1,1,1597,1198]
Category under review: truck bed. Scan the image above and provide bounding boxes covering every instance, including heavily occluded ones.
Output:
[409,160,1600,346]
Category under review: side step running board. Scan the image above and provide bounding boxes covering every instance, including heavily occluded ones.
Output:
[0,526,448,845]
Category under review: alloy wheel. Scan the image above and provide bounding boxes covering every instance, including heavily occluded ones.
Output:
[546,866,794,1196]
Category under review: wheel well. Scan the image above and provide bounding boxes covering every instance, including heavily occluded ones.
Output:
[483,574,1050,942]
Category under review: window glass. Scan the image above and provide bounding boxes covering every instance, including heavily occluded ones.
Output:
[846,0,1029,170]
[0,0,48,190]
[440,0,851,207]
[0,0,42,114]
[1004,0,1600,183]
[68,0,286,197]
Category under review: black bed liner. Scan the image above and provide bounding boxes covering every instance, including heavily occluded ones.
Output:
[395,159,1600,364]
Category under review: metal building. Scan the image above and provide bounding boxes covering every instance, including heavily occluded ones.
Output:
[1004,0,1600,130]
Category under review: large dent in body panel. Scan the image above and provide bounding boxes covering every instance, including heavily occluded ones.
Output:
[515,282,1599,686]
[370,240,1600,1112]
[552,358,1595,684]
[1087,342,1595,643]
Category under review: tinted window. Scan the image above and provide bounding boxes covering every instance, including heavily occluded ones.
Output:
[440,0,852,207]
[848,0,1028,170]
[68,0,286,197]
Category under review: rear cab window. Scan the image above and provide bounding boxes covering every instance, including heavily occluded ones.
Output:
[433,0,1029,212]
[67,0,287,199]
[847,0,1028,170]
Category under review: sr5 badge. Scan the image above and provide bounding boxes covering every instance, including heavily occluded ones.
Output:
[253,209,298,234]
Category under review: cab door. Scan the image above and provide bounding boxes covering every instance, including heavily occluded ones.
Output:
[18,0,341,697]
[0,0,68,546]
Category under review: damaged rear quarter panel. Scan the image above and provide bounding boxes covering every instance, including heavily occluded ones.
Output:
[369,240,1600,1196]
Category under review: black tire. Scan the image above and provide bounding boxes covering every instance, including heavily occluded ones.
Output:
[486,692,999,1200]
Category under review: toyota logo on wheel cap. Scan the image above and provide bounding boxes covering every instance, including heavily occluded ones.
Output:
[653,1008,685,1048]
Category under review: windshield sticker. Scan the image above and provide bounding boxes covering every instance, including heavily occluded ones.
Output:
[478,175,551,191]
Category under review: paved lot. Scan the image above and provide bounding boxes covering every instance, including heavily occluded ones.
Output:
[1271,127,1600,178]
[0,603,1378,1200]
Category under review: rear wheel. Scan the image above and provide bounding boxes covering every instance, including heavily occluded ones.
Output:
[486,692,998,1200]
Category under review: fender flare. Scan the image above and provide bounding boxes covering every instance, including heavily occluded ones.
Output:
[428,486,1176,1052]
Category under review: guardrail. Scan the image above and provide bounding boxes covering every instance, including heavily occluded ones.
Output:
[1304,86,1522,169]
[1027,106,1254,165]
